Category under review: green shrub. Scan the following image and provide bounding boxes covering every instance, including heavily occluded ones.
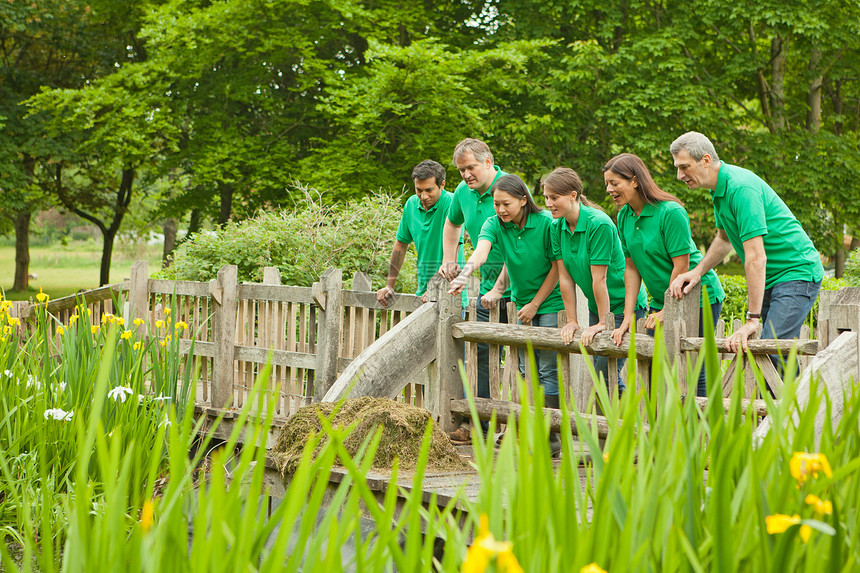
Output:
[717,273,849,332]
[159,189,418,293]
[846,248,860,286]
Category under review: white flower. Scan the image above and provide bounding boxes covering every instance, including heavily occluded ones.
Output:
[107,386,134,403]
[26,376,41,390]
[153,395,172,402]
[44,408,74,421]
[59,382,67,393]
[137,394,146,403]
[2,370,12,378]
[159,416,171,429]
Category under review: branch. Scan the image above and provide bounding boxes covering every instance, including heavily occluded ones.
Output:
[53,163,107,234]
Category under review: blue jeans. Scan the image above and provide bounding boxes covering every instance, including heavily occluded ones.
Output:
[589,309,647,393]
[517,312,559,396]
[761,279,821,373]
[647,301,723,397]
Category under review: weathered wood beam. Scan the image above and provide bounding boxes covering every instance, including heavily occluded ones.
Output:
[448,397,634,439]
[681,337,818,355]
[688,395,769,417]
[451,321,654,359]
[322,301,438,403]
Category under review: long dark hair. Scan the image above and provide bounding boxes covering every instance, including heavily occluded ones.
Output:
[540,167,601,209]
[493,174,542,220]
[602,153,683,206]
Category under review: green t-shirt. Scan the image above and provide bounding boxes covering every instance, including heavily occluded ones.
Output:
[617,201,725,310]
[396,192,465,304]
[477,210,564,313]
[712,163,824,289]
[551,205,646,315]
[447,166,511,297]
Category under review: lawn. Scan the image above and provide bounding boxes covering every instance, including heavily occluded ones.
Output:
[0,240,162,301]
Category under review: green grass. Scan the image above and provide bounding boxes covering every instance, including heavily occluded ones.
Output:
[0,243,162,301]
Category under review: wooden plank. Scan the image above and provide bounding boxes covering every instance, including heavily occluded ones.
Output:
[680,337,818,355]
[448,398,630,439]
[148,279,211,298]
[341,291,424,313]
[488,305,500,400]
[314,269,343,401]
[212,265,238,409]
[236,283,315,304]
[452,321,654,359]
[662,283,700,396]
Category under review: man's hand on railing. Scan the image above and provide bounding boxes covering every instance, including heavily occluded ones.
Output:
[376,286,395,307]
[438,261,461,282]
[448,273,468,295]
[611,318,631,346]
[516,301,538,324]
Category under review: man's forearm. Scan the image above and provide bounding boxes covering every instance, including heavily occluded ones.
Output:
[442,221,462,263]
[386,241,408,288]
[694,231,734,276]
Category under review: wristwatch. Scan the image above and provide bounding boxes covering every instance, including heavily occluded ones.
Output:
[746,311,761,321]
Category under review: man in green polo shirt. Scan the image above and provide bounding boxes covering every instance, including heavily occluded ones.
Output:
[377,159,464,306]
[668,132,824,373]
[438,138,511,443]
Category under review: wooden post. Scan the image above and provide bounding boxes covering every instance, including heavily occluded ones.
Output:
[662,283,700,396]
[426,275,464,432]
[128,261,149,324]
[314,268,343,402]
[211,264,238,409]
[569,285,592,412]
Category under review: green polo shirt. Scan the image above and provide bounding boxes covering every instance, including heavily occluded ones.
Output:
[396,192,466,303]
[712,163,824,289]
[551,205,646,315]
[477,209,564,313]
[447,166,512,297]
[617,201,725,310]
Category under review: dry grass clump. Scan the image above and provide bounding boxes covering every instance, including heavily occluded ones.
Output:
[272,396,468,477]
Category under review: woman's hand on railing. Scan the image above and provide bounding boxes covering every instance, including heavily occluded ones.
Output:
[644,309,664,330]
[448,273,468,295]
[580,322,605,346]
[611,319,630,346]
[560,321,581,345]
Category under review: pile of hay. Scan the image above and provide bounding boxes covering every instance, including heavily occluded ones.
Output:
[272,396,468,477]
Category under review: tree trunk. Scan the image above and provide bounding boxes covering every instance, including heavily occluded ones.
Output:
[771,35,788,131]
[831,79,843,136]
[99,227,116,286]
[188,209,202,236]
[12,210,31,292]
[835,246,846,278]
[218,182,233,226]
[162,217,177,268]
[806,47,823,133]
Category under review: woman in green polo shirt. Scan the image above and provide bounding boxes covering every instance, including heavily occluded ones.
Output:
[603,153,724,397]
[449,174,564,450]
[543,167,647,396]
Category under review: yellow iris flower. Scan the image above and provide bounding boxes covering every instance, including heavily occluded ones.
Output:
[790,452,833,486]
[462,515,523,573]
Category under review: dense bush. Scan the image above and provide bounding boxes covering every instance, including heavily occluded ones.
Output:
[160,190,419,293]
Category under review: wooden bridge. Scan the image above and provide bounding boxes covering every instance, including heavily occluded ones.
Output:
[11,262,860,505]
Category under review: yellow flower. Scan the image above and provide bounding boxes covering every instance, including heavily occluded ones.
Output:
[3,326,11,336]
[36,288,49,303]
[101,313,110,324]
[174,320,189,331]
[602,453,609,462]
[805,494,833,516]
[462,515,523,573]
[116,317,125,326]
[581,564,608,573]
[8,317,20,327]
[69,314,79,325]
[91,325,99,334]
[134,341,143,351]
[164,308,171,316]
[120,330,132,340]
[766,513,800,534]
[155,320,164,329]
[800,524,812,543]
[140,499,154,533]
[56,326,65,336]
[790,452,833,486]
[133,318,145,327]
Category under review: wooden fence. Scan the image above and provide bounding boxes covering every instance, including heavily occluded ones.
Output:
[12,262,856,428]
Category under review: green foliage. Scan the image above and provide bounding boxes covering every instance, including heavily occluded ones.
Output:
[160,189,418,292]
[845,249,860,287]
